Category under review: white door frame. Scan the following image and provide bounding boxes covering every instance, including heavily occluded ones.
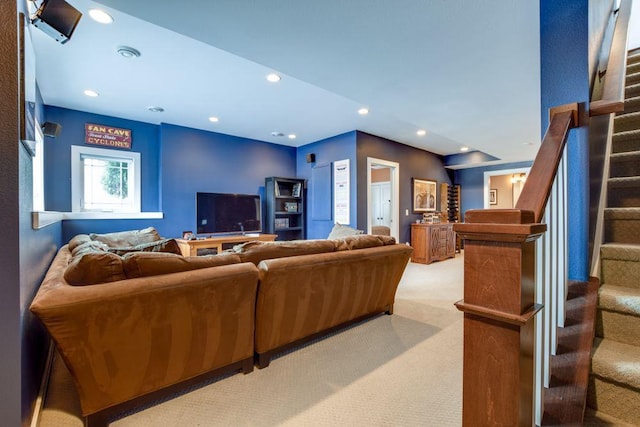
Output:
[483,167,531,208]
[367,157,399,239]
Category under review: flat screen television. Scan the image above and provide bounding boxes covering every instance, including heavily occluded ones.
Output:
[196,192,262,235]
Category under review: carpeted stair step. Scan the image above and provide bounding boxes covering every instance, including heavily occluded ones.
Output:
[610,150,640,177]
[612,129,640,153]
[584,407,638,426]
[605,208,640,244]
[626,71,640,86]
[601,243,640,289]
[596,284,640,345]
[614,111,640,132]
[608,176,640,207]
[627,60,640,76]
[627,52,640,66]
[587,338,640,426]
[625,82,640,98]
[617,95,640,115]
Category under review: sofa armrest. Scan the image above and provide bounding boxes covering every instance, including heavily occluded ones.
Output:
[31,262,259,416]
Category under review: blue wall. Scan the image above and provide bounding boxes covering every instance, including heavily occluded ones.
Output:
[454,161,533,219]
[44,106,161,213]
[159,123,296,238]
[541,0,590,281]
[43,107,297,242]
[296,131,358,239]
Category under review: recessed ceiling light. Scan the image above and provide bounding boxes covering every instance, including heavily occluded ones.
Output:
[460,147,469,152]
[288,134,296,139]
[271,131,284,137]
[416,129,426,136]
[358,108,369,115]
[116,46,141,58]
[208,116,219,123]
[147,106,164,112]
[88,9,113,24]
[83,89,99,97]
[266,73,281,83]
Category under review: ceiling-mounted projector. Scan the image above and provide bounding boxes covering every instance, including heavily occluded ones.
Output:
[31,0,82,44]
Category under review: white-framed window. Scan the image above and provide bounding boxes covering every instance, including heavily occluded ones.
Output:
[71,145,141,212]
[32,119,45,211]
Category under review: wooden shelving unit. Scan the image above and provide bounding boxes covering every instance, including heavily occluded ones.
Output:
[265,177,306,240]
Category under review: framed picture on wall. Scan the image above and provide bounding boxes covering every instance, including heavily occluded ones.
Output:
[412,178,437,212]
[489,189,498,205]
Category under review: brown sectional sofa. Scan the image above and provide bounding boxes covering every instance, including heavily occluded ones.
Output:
[30,229,412,425]
[252,242,413,367]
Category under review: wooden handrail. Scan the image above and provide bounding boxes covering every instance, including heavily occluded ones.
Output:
[515,104,578,223]
[452,102,579,426]
[590,0,632,116]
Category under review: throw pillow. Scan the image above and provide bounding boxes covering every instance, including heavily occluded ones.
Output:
[90,227,161,248]
[107,238,182,256]
[327,223,364,240]
[122,252,241,278]
[70,240,110,257]
[64,250,125,286]
[67,234,91,252]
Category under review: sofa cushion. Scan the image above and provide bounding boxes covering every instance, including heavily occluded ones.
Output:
[378,235,397,245]
[107,238,182,256]
[327,223,364,239]
[334,234,398,251]
[334,234,383,251]
[122,251,242,278]
[232,239,336,265]
[64,250,125,286]
[89,227,161,248]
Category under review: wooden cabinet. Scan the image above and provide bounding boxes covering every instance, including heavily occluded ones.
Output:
[410,223,455,264]
[265,177,306,240]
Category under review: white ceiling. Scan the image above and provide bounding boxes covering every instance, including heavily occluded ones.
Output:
[30,0,541,162]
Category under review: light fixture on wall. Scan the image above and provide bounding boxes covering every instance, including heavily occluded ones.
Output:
[511,173,527,183]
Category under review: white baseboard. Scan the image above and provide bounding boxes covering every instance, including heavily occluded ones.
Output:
[30,340,55,427]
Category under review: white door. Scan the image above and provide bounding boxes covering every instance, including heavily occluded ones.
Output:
[367,157,399,240]
[371,182,391,227]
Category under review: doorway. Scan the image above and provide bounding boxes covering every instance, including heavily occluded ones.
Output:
[483,167,531,209]
[367,157,399,239]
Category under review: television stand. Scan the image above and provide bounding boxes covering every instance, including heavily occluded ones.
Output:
[176,234,277,256]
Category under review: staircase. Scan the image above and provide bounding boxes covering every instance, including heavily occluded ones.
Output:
[585,50,640,426]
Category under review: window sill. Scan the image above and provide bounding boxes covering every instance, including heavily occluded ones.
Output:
[32,211,164,230]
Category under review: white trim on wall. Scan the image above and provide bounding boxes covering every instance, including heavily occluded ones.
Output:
[483,167,531,209]
[367,157,400,240]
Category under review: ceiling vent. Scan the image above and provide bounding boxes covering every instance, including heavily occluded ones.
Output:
[116,46,141,58]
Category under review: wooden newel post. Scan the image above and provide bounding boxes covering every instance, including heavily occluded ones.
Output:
[453,209,546,426]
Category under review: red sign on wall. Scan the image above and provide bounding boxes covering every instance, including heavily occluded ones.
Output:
[85,123,132,149]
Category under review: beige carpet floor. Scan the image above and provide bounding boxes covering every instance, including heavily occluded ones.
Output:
[38,254,464,426]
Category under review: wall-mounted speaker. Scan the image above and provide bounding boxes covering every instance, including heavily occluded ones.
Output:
[42,121,62,138]
[306,153,316,163]
[32,0,82,44]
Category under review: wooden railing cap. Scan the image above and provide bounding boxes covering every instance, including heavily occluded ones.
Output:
[464,208,535,224]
